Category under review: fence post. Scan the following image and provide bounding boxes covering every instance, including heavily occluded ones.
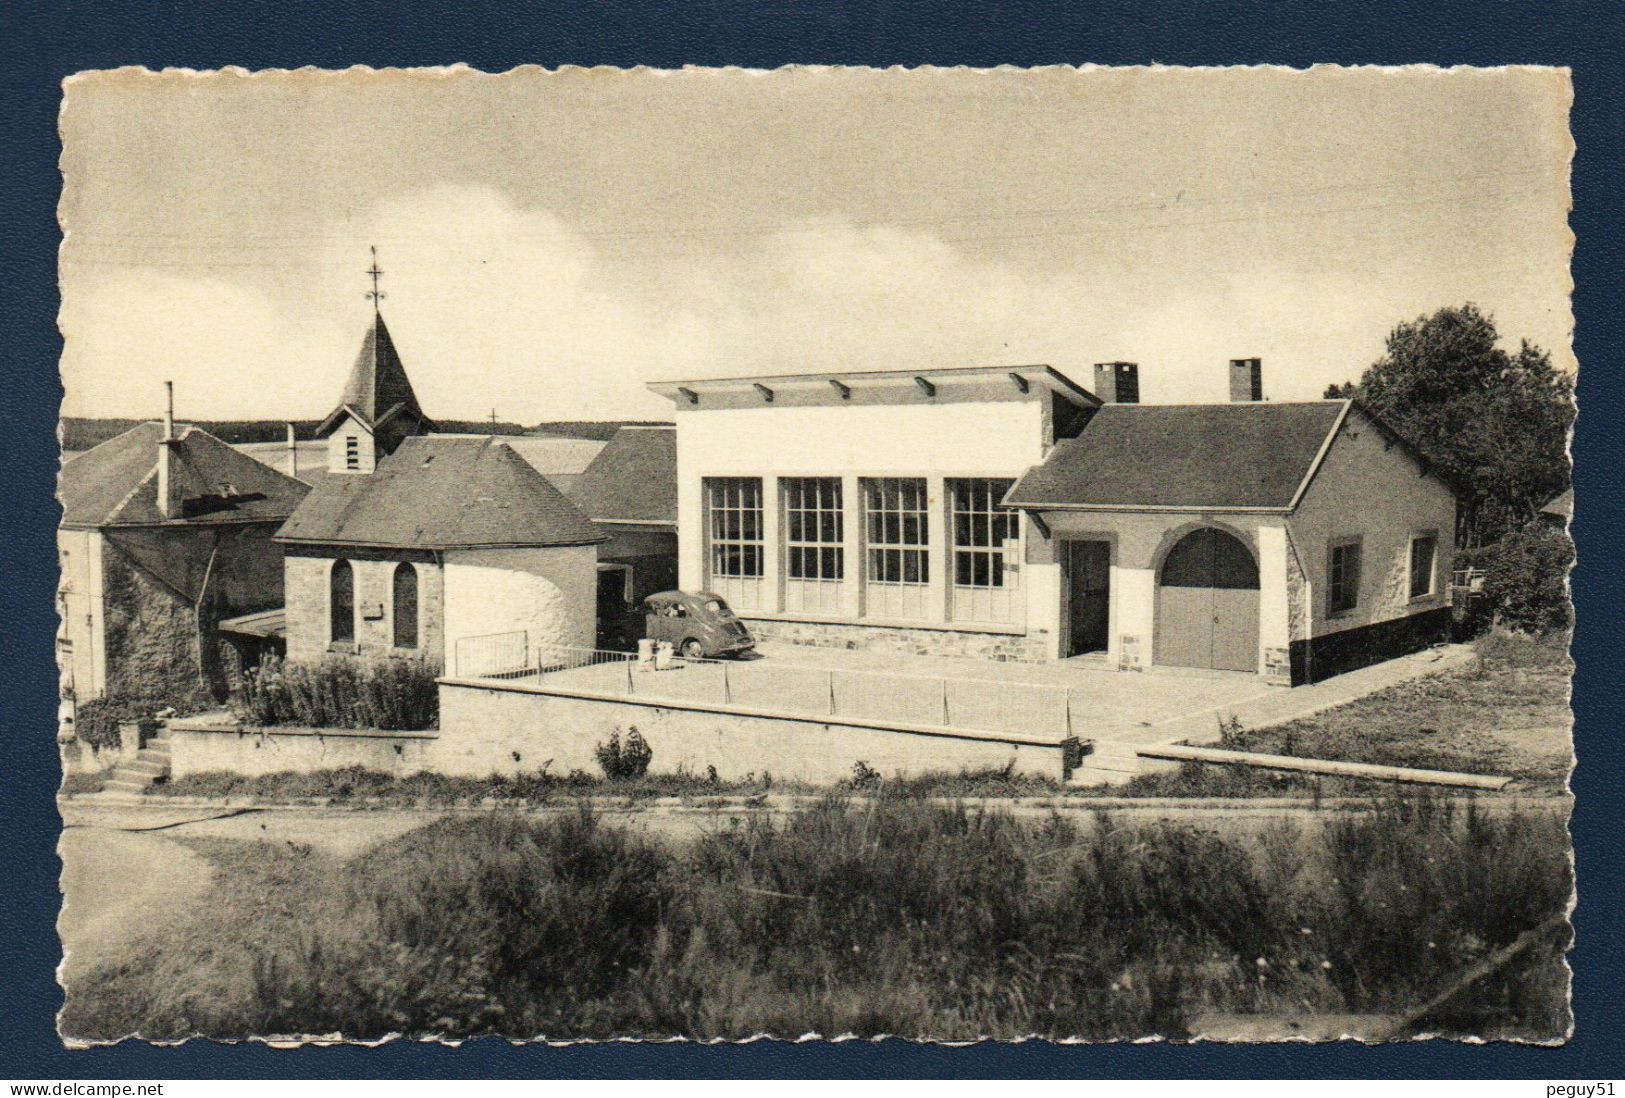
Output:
[723,661,732,704]
[1065,687,1074,737]
[626,658,635,695]
[941,678,950,726]
[827,671,836,716]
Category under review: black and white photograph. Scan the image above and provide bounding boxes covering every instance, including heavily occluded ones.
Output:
[54,64,1575,1045]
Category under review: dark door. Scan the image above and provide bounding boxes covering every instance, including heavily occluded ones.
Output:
[1066,540,1111,656]
[1155,527,1260,672]
[596,567,632,647]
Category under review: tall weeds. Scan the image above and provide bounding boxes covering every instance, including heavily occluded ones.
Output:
[231,655,439,731]
[63,794,1571,1042]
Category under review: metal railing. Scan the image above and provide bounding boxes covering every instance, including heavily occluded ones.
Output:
[452,630,531,679]
[454,634,1075,738]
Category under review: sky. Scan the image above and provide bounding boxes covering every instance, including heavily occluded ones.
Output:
[58,65,1573,424]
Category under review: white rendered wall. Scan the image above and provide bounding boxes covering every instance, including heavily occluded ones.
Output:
[442,545,598,665]
[1032,511,1284,674]
[1287,406,1457,638]
[674,399,1048,634]
[57,528,107,703]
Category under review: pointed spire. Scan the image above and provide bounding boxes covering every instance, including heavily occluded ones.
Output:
[315,311,435,452]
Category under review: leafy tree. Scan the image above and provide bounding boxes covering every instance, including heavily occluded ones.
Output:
[1325,304,1573,546]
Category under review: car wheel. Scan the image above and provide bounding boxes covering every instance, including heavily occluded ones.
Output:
[681,639,706,660]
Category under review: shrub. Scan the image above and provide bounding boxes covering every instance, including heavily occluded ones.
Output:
[1462,523,1573,634]
[231,655,439,731]
[71,694,188,750]
[62,793,1571,1042]
[594,727,653,780]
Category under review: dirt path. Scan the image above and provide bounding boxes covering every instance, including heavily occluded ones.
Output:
[57,805,439,997]
[57,829,214,988]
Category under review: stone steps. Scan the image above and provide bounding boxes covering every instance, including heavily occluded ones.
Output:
[1067,744,1182,788]
[103,730,172,794]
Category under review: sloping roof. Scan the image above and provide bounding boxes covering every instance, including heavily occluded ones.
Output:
[276,435,604,550]
[218,608,287,639]
[316,313,434,436]
[1540,488,1573,520]
[1006,401,1350,511]
[569,426,677,524]
[60,421,311,529]
[486,436,607,477]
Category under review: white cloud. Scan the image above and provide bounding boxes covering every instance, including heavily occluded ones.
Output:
[61,183,1572,424]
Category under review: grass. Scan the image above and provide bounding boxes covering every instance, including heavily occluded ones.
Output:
[62,793,1571,1042]
[1191,631,1570,790]
[150,763,1065,805]
[1084,630,1572,800]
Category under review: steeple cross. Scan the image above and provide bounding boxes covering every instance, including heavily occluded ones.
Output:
[365,245,385,311]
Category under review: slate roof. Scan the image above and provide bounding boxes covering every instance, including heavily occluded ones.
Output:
[568,426,677,525]
[316,313,434,437]
[1006,401,1351,511]
[60,421,311,529]
[1539,488,1573,520]
[496,436,608,478]
[276,435,604,550]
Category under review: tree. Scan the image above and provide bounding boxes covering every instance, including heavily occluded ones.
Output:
[1327,304,1573,547]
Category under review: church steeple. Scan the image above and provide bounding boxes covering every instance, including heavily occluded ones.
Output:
[315,252,435,474]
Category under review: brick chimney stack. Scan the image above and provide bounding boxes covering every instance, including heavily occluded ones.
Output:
[1229,358,1263,402]
[285,421,299,479]
[1093,362,1140,404]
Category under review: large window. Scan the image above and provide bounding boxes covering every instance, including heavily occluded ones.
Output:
[706,477,765,609]
[949,478,1023,624]
[1409,534,1438,600]
[1328,539,1361,615]
[783,477,844,614]
[392,562,419,649]
[330,559,354,645]
[863,477,929,619]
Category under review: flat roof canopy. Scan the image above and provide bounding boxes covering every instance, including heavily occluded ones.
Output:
[648,364,1099,410]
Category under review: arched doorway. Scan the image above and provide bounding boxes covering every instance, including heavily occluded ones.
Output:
[1155,527,1259,672]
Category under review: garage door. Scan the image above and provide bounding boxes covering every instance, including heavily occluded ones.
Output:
[1155,527,1260,672]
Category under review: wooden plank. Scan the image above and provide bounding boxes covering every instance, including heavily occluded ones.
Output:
[1138,743,1514,790]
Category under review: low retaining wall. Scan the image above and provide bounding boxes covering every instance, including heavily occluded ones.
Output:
[743,617,1051,663]
[434,678,1078,783]
[167,714,438,779]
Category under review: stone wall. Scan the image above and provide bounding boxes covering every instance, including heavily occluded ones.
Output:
[742,616,1051,662]
[284,547,444,667]
[100,543,205,703]
[433,680,1074,783]
[168,715,436,779]
[164,687,1077,786]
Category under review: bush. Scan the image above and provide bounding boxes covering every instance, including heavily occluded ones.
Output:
[231,655,439,731]
[72,694,188,750]
[594,727,653,780]
[63,794,1572,1041]
[1461,523,1573,634]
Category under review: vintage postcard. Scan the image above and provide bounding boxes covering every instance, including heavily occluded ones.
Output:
[55,65,1574,1045]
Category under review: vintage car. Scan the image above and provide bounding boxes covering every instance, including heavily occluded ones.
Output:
[640,590,756,659]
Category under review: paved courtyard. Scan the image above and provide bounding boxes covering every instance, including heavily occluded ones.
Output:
[480,639,1478,750]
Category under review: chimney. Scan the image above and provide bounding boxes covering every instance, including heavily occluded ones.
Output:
[1093,361,1140,404]
[1229,358,1263,402]
[157,381,180,518]
[285,421,299,479]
